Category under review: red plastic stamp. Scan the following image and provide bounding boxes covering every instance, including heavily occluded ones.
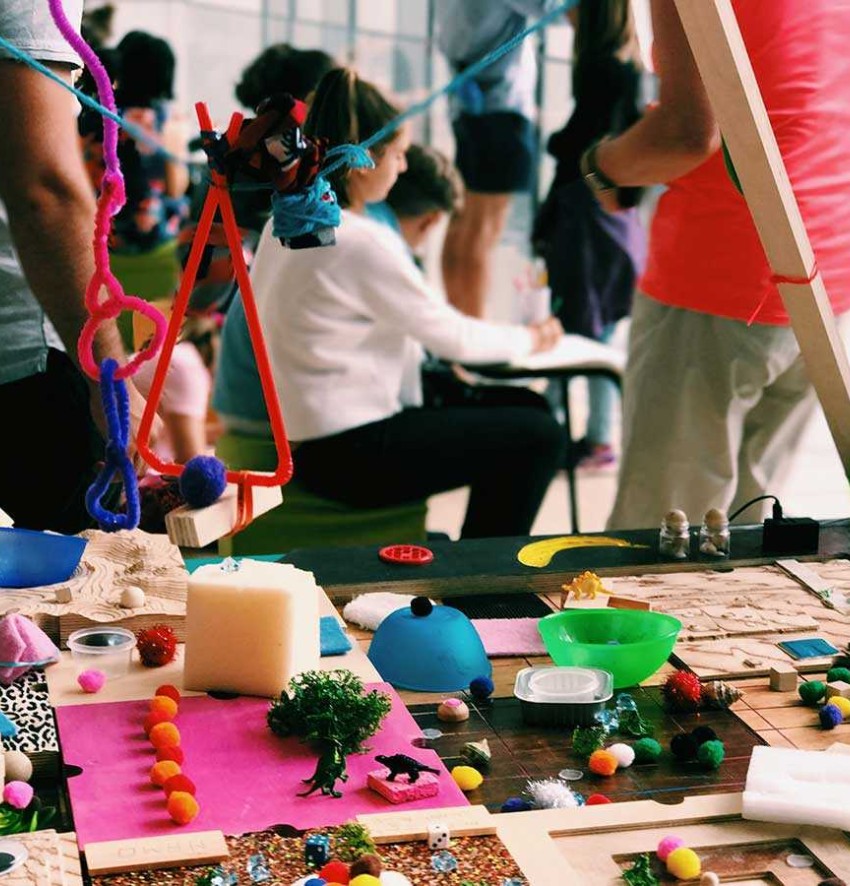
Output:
[378,545,435,566]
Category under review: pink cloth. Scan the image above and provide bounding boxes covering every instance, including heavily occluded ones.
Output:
[56,683,468,848]
[642,0,850,324]
[472,618,546,657]
[0,614,61,684]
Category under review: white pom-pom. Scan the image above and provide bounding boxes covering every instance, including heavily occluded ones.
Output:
[608,742,635,768]
[120,585,146,608]
[4,751,33,783]
[525,778,581,809]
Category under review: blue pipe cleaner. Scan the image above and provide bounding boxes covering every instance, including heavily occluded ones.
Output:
[85,358,141,532]
[271,177,341,242]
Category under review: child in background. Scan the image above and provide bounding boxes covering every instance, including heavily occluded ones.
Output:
[533,0,646,470]
[214,68,566,539]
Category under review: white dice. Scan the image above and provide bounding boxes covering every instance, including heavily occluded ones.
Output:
[427,821,450,850]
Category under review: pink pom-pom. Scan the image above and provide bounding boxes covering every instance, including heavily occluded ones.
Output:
[77,669,107,694]
[3,781,33,809]
[657,835,685,862]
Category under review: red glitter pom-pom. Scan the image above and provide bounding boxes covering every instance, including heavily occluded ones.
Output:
[136,624,178,668]
[662,671,703,712]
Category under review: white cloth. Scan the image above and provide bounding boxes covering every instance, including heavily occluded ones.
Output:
[252,210,533,441]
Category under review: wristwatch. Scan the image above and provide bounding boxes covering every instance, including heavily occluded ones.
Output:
[580,138,618,194]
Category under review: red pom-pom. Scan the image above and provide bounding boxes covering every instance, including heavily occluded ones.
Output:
[586,793,612,805]
[319,860,351,884]
[155,684,181,703]
[156,745,185,765]
[662,671,703,712]
[136,624,178,668]
[163,773,196,797]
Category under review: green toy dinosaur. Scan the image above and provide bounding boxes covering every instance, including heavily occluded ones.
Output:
[298,739,349,799]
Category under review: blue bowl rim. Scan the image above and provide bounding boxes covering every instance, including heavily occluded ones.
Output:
[0,526,87,548]
[539,608,682,647]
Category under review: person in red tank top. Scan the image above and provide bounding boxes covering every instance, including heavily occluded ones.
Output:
[578,0,850,529]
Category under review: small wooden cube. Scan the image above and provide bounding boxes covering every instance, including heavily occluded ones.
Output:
[826,680,850,700]
[769,664,797,692]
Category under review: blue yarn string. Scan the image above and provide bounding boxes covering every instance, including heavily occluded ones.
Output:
[272,177,340,242]
[85,358,141,532]
[321,0,575,178]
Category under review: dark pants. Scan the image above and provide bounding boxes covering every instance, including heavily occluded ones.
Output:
[0,349,106,534]
[294,387,565,539]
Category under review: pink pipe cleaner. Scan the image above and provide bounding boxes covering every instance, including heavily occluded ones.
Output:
[48,0,167,382]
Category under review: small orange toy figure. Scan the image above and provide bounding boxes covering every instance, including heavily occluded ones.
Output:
[561,570,612,607]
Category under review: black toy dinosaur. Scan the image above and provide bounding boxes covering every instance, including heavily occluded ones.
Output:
[299,739,349,798]
[375,753,441,783]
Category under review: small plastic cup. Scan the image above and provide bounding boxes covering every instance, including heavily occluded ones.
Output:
[67,627,136,678]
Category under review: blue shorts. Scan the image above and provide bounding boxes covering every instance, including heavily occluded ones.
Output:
[452,111,536,194]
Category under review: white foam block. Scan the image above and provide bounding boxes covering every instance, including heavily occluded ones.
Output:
[742,745,850,830]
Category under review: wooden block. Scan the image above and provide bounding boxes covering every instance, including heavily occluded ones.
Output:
[367,769,440,804]
[165,480,282,549]
[826,680,850,699]
[769,664,798,692]
[357,804,496,844]
[607,595,651,611]
[84,829,229,875]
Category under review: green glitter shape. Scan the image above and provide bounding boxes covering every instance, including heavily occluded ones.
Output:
[571,725,607,758]
[622,853,660,886]
[618,708,654,738]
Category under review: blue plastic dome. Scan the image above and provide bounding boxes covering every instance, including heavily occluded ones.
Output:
[0,527,87,589]
[368,599,492,692]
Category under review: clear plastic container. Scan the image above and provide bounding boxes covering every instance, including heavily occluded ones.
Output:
[514,666,613,726]
[699,508,730,558]
[659,509,690,560]
[67,627,136,678]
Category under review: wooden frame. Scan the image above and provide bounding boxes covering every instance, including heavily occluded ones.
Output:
[673,0,850,472]
[358,794,850,885]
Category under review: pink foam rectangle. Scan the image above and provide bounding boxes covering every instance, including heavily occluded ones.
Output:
[55,683,468,848]
[367,769,440,804]
[472,618,546,657]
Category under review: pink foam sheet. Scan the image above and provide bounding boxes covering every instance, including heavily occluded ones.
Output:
[472,618,546,657]
[55,683,468,848]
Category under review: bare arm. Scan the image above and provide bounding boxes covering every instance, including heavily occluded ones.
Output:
[594,0,722,187]
[162,113,190,198]
[163,412,208,465]
[0,61,158,453]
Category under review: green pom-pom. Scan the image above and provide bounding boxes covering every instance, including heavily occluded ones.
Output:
[571,725,607,759]
[798,680,826,706]
[632,737,662,764]
[697,738,725,770]
[827,667,850,684]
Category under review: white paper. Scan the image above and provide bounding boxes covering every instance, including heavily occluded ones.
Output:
[509,334,626,374]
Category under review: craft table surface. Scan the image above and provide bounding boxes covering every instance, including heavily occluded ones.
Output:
[46,584,379,707]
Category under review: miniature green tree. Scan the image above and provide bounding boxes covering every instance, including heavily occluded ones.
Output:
[267,669,392,755]
[268,670,392,798]
[333,822,378,862]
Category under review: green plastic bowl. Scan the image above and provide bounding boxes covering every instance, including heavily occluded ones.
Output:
[538,609,682,689]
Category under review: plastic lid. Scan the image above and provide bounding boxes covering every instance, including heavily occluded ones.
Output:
[67,627,136,654]
[378,544,434,565]
[514,666,613,705]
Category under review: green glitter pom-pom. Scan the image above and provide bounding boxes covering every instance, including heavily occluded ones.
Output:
[827,666,850,684]
[697,739,725,770]
[571,725,607,759]
[632,737,662,764]
[798,680,826,706]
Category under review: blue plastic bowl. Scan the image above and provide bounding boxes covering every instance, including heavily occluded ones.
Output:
[0,527,87,589]
[368,602,492,692]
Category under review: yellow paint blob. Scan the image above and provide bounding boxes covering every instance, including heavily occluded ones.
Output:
[451,765,484,792]
[517,536,648,568]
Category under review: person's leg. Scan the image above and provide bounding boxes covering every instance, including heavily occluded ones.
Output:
[731,332,816,521]
[295,404,565,538]
[606,296,751,530]
[585,323,618,449]
[0,349,105,533]
[442,192,512,317]
[442,112,535,318]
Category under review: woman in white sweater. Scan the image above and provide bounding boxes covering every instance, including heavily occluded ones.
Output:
[228,69,565,538]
